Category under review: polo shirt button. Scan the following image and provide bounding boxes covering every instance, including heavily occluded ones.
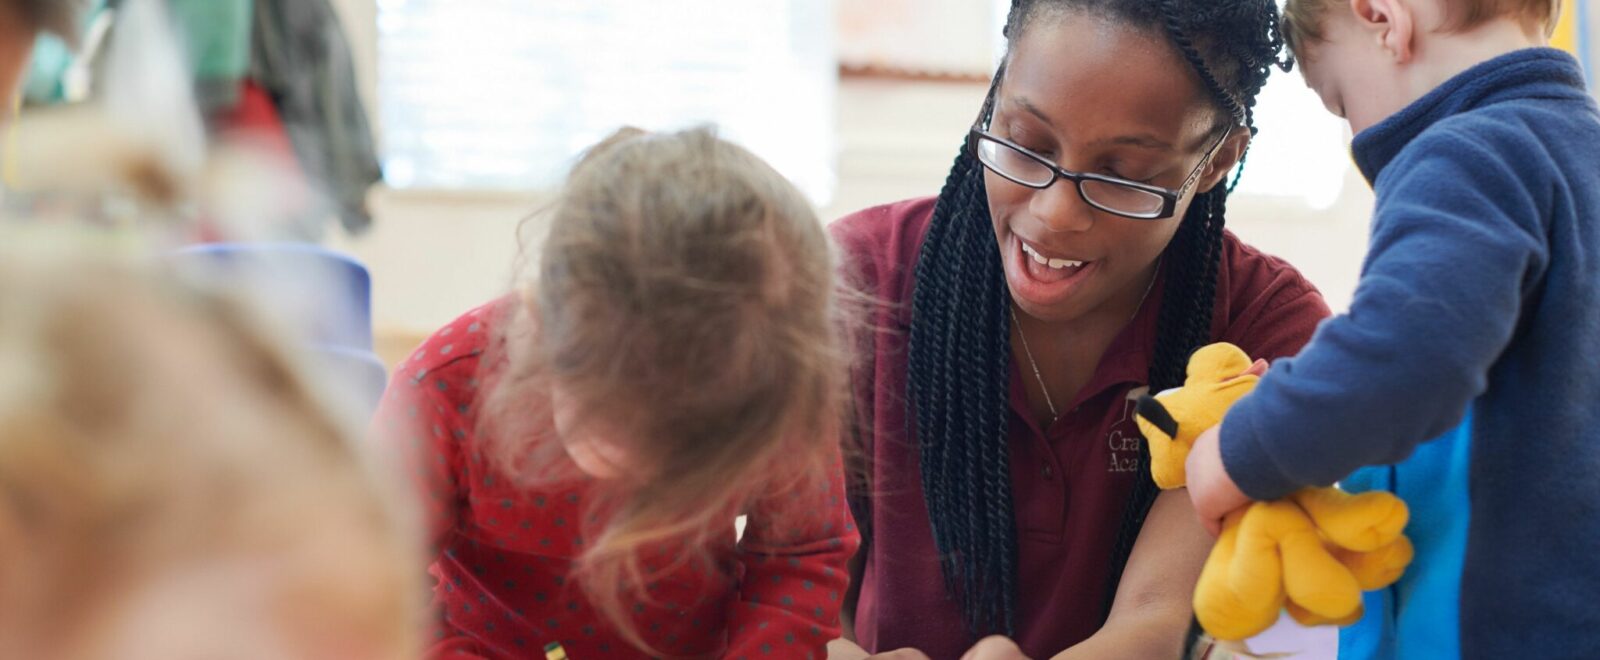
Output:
[1043,465,1054,480]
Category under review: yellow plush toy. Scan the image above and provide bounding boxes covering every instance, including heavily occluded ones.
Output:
[1133,343,1415,641]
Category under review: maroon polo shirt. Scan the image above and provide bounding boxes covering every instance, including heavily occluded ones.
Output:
[832,197,1330,659]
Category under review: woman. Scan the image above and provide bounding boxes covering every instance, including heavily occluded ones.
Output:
[830,1,1330,657]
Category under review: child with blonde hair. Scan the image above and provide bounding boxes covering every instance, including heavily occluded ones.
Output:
[0,241,422,660]
[375,126,858,659]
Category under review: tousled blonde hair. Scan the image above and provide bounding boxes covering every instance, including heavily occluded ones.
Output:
[480,126,850,654]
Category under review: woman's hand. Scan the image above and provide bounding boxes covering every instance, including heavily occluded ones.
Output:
[869,650,934,660]
[826,638,931,660]
[961,636,1030,660]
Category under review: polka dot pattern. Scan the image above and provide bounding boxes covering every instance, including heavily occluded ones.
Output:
[375,298,860,659]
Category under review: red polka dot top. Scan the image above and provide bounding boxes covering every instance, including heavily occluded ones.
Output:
[373,298,860,660]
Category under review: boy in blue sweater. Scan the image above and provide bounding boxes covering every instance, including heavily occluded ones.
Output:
[1182,0,1600,657]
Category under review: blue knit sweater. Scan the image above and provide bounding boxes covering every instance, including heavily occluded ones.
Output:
[1221,49,1600,658]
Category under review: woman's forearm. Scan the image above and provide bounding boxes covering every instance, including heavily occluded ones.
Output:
[1048,607,1190,660]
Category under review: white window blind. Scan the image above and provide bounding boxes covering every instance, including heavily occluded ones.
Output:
[377,0,837,204]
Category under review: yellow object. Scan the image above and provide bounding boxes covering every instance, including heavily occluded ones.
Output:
[544,641,569,660]
[1134,343,1414,642]
[1551,0,1578,55]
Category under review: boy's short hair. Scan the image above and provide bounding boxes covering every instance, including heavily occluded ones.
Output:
[1285,0,1563,55]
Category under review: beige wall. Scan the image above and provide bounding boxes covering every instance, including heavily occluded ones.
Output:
[324,1,1376,364]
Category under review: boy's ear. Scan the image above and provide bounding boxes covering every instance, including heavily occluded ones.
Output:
[1349,0,1416,63]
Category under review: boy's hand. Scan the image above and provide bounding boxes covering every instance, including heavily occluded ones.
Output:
[1186,425,1251,536]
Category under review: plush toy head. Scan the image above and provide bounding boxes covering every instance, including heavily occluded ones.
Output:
[1134,343,1263,489]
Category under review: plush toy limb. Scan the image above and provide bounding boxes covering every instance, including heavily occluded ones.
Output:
[1227,501,1292,605]
[1232,500,1362,620]
[1280,531,1363,620]
[1331,535,1415,591]
[1196,509,1284,641]
[1285,599,1364,628]
[1289,487,1408,553]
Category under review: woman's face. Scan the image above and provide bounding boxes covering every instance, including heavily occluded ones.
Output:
[987,12,1247,323]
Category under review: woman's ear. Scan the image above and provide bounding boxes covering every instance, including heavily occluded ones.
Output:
[1198,129,1252,193]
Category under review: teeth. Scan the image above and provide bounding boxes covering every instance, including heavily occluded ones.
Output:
[1028,246,1049,265]
[1022,243,1084,270]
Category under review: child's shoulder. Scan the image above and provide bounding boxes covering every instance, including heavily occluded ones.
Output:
[394,297,512,392]
[1407,98,1600,176]
[1384,105,1599,237]
[829,197,937,261]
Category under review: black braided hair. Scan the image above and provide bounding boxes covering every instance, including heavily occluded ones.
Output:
[906,0,1291,640]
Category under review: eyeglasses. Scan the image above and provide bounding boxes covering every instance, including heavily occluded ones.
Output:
[967,125,1230,220]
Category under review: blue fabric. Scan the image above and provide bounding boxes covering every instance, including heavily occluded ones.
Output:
[169,243,385,416]
[1339,411,1471,660]
[1221,48,1600,657]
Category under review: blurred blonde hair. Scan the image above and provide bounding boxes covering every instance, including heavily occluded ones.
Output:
[0,235,421,660]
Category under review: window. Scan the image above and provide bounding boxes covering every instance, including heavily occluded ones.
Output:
[377,0,836,204]
[1233,70,1350,210]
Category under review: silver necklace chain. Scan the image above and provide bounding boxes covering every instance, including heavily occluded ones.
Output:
[1011,305,1061,421]
[1011,266,1160,425]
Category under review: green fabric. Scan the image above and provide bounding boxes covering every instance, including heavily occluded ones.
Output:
[22,0,252,107]
[22,35,72,103]
[21,0,103,104]
[168,0,253,81]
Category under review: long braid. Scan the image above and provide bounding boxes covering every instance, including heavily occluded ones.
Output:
[1158,0,1293,193]
[907,0,1288,643]
[1160,10,1247,126]
[1105,0,1281,623]
[909,142,1018,636]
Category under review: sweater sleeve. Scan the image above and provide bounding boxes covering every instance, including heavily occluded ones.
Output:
[723,460,861,659]
[1220,127,1550,499]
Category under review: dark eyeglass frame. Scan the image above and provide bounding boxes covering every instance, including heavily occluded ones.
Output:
[966,123,1231,221]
